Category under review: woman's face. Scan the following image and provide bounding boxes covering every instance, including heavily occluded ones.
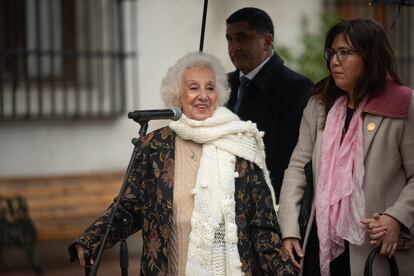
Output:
[329,33,365,95]
[179,66,218,121]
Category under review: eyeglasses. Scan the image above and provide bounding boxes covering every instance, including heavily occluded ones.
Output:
[324,47,356,62]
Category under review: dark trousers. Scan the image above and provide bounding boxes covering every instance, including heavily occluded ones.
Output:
[302,219,351,276]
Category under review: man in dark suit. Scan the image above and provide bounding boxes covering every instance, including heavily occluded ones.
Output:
[225,7,313,200]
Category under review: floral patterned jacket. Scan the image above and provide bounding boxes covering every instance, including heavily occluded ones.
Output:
[69,127,295,276]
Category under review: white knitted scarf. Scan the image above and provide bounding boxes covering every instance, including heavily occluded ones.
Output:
[169,107,276,276]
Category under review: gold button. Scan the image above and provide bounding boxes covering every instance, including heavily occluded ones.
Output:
[367,122,376,131]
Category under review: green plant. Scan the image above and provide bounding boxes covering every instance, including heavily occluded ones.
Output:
[276,12,340,83]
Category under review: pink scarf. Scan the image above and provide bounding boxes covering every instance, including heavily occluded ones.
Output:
[315,96,367,276]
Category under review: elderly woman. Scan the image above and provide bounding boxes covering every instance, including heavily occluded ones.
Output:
[69,52,295,275]
[279,18,414,276]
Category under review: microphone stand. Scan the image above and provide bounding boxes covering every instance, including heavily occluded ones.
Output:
[87,120,149,276]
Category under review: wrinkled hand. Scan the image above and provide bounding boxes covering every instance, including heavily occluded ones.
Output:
[76,244,94,267]
[361,213,401,257]
[361,213,387,246]
[378,214,401,257]
[283,238,303,272]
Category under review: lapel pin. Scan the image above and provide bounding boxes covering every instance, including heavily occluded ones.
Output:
[367,122,376,131]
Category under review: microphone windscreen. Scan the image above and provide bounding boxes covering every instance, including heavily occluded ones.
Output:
[171,107,182,121]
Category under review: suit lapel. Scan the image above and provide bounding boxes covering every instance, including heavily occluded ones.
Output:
[226,71,240,111]
[363,114,383,159]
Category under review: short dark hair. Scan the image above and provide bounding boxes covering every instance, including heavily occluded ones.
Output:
[226,7,274,38]
[315,18,400,118]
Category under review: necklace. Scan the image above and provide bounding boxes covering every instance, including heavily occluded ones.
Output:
[185,141,200,161]
[187,144,197,161]
[191,152,197,161]
[178,136,201,162]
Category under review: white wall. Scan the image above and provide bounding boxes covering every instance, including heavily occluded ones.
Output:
[0,0,321,178]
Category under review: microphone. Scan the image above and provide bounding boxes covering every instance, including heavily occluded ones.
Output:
[128,107,182,122]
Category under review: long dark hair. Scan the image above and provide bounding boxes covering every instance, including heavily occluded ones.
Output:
[314,18,401,119]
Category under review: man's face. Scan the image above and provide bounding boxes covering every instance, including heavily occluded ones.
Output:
[226,21,272,74]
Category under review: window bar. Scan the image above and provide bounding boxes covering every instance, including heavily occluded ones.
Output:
[130,0,138,114]
[85,0,93,117]
[110,0,117,116]
[48,0,56,117]
[61,0,69,117]
[11,0,19,118]
[24,0,31,119]
[117,0,126,114]
[96,0,104,116]
[0,0,3,118]
[16,0,26,118]
[35,0,43,118]
[74,2,81,118]
[0,54,3,118]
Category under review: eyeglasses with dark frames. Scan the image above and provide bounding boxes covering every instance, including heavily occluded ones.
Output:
[324,47,356,62]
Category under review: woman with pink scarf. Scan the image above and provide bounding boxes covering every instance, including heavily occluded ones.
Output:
[278,18,414,276]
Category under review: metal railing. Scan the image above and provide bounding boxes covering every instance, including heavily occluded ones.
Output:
[0,0,136,120]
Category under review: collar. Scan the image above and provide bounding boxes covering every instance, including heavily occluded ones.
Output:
[227,52,284,102]
[363,79,412,119]
[250,52,284,95]
[241,56,271,80]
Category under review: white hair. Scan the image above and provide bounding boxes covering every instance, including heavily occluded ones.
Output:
[160,51,230,107]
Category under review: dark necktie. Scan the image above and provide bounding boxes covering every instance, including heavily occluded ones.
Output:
[233,76,249,113]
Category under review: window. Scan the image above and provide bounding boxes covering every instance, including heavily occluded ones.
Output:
[0,0,136,119]
[324,0,414,88]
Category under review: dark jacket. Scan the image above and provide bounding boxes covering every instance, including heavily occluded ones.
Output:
[226,53,313,200]
[69,127,295,276]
